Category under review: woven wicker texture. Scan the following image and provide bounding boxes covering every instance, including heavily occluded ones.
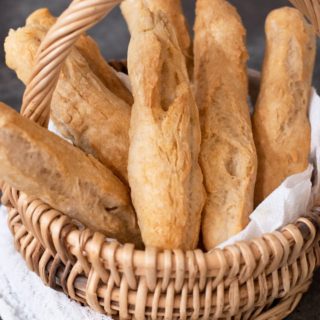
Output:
[1,0,320,319]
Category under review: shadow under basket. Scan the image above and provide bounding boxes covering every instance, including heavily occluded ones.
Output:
[1,0,320,319]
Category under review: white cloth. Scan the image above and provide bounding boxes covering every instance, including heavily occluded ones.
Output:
[0,206,111,320]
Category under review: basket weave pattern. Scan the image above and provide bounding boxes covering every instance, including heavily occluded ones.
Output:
[1,0,320,319]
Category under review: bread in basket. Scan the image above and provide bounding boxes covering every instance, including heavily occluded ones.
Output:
[1,0,320,319]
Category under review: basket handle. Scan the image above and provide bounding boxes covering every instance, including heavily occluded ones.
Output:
[20,0,122,127]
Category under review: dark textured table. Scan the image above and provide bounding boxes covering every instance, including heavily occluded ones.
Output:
[0,1,319,319]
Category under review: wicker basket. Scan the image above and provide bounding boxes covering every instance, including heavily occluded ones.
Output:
[1,0,320,319]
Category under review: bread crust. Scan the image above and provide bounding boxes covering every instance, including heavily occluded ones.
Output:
[253,7,316,206]
[194,0,257,249]
[121,0,192,77]
[0,102,142,246]
[5,9,132,183]
[127,2,205,250]
[26,9,133,106]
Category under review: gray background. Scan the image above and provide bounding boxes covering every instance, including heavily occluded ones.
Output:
[0,0,319,319]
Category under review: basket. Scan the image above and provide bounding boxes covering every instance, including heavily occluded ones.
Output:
[1,0,320,319]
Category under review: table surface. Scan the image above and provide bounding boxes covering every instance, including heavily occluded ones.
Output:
[0,1,319,319]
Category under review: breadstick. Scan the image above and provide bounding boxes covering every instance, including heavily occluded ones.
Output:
[5,9,131,183]
[194,0,257,249]
[0,102,142,246]
[253,7,316,206]
[121,0,192,77]
[26,8,133,105]
[127,1,206,250]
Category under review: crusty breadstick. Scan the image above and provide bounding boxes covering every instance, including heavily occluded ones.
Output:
[0,102,142,246]
[26,8,133,106]
[5,9,131,183]
[194,0,257,249]
[253,7,316,206]
[127,1,206,250]
[121,0,192,77]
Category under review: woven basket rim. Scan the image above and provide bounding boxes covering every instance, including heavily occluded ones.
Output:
[4,183,319,267]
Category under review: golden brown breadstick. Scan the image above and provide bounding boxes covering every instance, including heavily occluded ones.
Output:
[121,0,192,76]
[253,7,316,206]
[75,33,133,106]
[5,9,131,183]
[194,0,257,249]
[26,8,133,105]
[0,102,142,246]
[127,1,206,250]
